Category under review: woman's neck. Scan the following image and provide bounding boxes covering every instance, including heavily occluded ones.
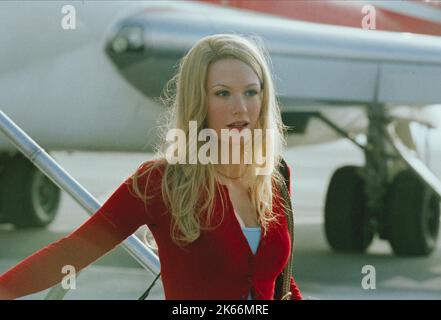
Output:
[213,139,254,184]
[214,163,248,179]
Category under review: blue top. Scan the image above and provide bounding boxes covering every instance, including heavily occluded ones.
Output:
[242,226,261,300]
[242,227,261,255]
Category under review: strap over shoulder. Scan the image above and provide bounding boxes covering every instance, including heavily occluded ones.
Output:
[274,157,294,300]
[278,157,290,191]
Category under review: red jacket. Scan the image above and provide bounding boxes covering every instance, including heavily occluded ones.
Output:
[0,160,302,300]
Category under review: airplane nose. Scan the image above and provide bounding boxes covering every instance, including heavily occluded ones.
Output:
[104,8,214,99]
[104,18,172,99]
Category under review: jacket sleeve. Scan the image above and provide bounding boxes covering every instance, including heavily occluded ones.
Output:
[290,276,303,300]
[0,163,157,300]
[286,162,303,301]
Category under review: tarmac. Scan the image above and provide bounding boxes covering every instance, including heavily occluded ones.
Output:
[1,139,440,300]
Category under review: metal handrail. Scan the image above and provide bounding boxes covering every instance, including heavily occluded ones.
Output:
[0,110,160,299]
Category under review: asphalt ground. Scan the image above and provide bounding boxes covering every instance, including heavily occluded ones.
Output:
[1,139,440,299]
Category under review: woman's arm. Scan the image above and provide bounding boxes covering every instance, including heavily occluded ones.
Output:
[0,166,156,300]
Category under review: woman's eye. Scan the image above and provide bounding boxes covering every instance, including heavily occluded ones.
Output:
[216,90,258,97]
[216,90,229,97]
[246,90,258,96]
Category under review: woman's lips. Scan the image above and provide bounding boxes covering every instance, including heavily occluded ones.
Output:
[227,121,249,131]
[227,123,249,132]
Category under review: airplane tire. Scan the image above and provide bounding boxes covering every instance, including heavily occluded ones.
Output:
[386,170,440,256]
[0,155,60,228]
[325,166,374,252]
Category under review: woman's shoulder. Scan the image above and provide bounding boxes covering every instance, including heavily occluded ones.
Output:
[128,158,168,194]
[135,158,168,177]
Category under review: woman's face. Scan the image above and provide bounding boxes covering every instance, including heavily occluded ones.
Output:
[205,58,262,140]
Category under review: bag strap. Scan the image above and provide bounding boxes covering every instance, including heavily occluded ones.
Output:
[277,158,295,300]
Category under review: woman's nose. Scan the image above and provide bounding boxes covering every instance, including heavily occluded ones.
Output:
[230,94,247,114]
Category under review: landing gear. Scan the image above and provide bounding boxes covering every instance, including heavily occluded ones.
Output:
[324,166,375,252]
[320,103,440,256]
[0,153,60,228]
[386,170,440,256]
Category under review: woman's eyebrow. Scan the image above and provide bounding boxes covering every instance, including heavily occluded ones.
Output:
[211,83,259,89]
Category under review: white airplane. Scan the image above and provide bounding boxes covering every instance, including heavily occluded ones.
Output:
[1,0,441,257]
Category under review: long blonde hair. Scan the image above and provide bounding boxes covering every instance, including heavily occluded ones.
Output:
[131,33,288,246]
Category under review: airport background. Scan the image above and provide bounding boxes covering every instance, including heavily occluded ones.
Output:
[1,0,441,300]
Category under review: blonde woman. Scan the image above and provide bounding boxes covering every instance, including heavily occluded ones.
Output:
[0,34,302,300]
